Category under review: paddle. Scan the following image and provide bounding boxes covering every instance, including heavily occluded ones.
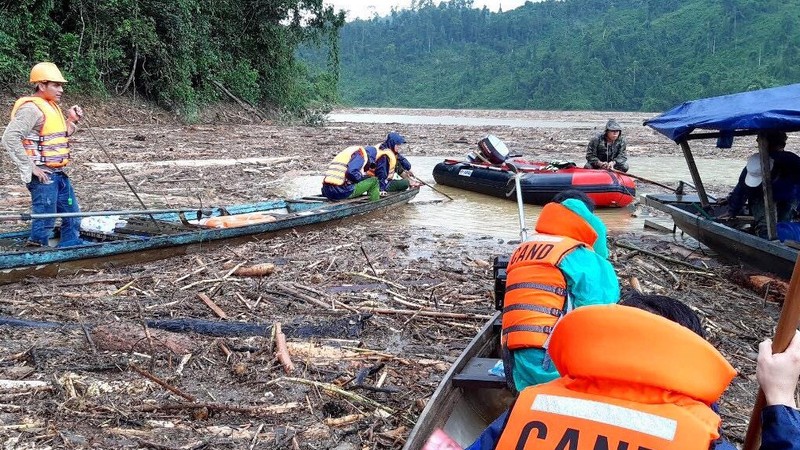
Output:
[0,208,213,222]
[742,254,800,450]
[505,161,529,242]
[413,177,454,201]
[609,169,678,192]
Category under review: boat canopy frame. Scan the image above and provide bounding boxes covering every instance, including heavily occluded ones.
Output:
[644,83,800,240]
[675,130,778,239]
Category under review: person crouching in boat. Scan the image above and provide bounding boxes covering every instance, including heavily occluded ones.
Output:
[367,132,421,197]
[1,62,85,247]
[502,190,619,393]
[468,295,738,450]
[321,145,380,202]
[722,131,800,239]
[585,119,629,172]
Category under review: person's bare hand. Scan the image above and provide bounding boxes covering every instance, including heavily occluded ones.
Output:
[67,105,83,123]
[32,166,50,183]
[757,329,800,408]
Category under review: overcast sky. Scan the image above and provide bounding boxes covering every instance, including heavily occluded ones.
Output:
[325,0,530,21]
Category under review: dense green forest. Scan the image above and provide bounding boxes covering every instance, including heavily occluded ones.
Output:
[304,0,800,112]
[0,0,344,121]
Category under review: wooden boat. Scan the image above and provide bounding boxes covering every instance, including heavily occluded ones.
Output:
[644,193,797,278]
[0,188,418,284]
[403,311,513,450]
[432,159,636,208]
[643,83,800,277]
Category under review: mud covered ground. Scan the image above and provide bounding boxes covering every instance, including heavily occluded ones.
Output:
[0,98,787,449]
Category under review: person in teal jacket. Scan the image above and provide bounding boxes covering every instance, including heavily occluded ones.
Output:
[505,190,619,392]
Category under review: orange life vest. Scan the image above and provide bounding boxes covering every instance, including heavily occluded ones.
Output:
[495,304,737,450]
[323,146,368,186]
[502,203,598,351]
[10,96,71,169]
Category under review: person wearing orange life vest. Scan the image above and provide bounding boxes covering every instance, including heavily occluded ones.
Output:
[321,145,380,201]
[366,132,420,195]
[1,62,85,247]
[469,299,738,450]
[502,191,619,393]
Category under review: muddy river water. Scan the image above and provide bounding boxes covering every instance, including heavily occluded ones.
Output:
[285,110,749,240]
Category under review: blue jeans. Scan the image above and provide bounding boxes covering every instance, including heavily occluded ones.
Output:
[26,172,82,247]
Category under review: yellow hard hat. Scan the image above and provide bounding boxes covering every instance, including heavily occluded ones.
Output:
[29,62,67,83]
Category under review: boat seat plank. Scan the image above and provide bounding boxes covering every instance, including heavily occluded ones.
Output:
[452,357,507,389]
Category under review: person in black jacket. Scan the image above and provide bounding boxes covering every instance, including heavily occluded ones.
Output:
[585,119,629,172]
[724,131,800,238]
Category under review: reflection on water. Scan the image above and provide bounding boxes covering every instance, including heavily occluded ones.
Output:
[277,156,745,241]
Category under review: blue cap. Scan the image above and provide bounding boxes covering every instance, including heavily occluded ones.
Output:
[385,132,407,150]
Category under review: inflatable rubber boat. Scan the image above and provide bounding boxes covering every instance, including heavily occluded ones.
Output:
[433,136,636,208]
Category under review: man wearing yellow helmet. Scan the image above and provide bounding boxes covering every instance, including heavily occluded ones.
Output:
[1,62,86,247]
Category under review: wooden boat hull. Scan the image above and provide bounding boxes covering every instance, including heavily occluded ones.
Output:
[644,193,797,278]
[403,311,512,449]
[0,189,419,284]
[432,161,635,207]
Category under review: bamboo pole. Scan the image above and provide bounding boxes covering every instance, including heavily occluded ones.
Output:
[0,208,210,222]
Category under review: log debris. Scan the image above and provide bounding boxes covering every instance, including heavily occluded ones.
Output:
[233,263,275,277]
[274,323,295,374]
[197,292,229,319]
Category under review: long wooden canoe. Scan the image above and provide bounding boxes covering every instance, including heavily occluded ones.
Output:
[644,193,797,278]
[403,311,513,449]
[0,188,418,284]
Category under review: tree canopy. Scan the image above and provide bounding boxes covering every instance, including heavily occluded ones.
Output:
[318,0,800,112]
[0,0,344,121]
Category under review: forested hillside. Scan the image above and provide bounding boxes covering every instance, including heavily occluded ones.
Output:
[0,0,343,121]
[316,0,800,112]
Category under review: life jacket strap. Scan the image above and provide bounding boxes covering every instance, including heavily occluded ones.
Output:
[506,282,567,297]
[503,303,564,318]
[505,324,554,335]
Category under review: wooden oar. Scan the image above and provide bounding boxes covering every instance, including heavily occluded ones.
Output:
[609,169,678,192]
[413,177,454,201]
[742,255,800,450]
[0,208,212,222]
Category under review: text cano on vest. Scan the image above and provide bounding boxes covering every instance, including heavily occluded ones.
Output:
[517,423,658,450]
[510,243,556,265]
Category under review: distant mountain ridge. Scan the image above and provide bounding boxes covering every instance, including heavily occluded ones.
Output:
[305,0,800,112]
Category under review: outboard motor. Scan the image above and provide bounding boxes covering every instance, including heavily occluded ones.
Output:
[477,135,511,165]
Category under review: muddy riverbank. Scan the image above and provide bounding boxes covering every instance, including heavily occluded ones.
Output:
[0,103,786,449]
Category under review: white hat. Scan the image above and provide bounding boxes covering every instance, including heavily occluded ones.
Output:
[744,153,774,187]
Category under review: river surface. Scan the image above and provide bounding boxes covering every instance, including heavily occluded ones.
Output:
[328,112,601,129]
[278,155,744,241]
[280,111,747,240]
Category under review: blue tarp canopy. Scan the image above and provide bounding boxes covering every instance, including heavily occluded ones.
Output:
[644,83,800,142]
